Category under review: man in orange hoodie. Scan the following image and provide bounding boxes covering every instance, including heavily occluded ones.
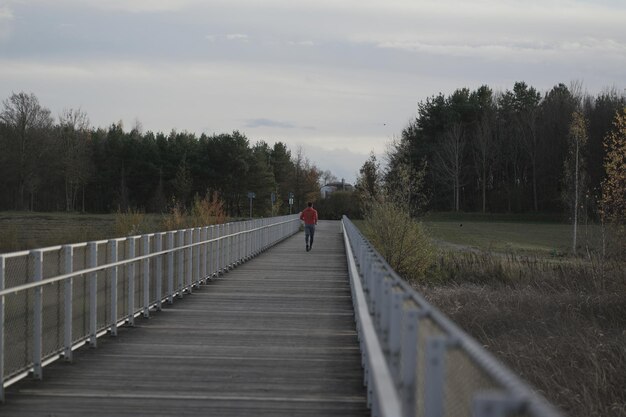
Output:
[299,201,318,252]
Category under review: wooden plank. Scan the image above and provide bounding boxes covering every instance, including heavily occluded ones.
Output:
[1,221,368,416]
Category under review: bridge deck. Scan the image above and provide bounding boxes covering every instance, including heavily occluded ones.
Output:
[2,221,368,416]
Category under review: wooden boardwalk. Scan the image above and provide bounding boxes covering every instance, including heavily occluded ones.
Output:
[1,221,368,416]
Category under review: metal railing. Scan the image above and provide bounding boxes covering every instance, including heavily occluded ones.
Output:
[341,216,564,417]
[0,214,300,401]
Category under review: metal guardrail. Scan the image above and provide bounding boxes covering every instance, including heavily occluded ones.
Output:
[341,216,564,417]
[0,214,300,401]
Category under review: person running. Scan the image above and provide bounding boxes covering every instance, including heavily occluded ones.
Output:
[299,201,318,251]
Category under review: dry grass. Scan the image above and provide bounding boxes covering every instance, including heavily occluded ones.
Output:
[160,193,228,231]
[114,208,147,236]
[419,252,626,417]
[0,212,121,252]
[0,195,228,253]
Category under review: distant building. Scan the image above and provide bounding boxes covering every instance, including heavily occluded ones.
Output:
[320,179,354,199]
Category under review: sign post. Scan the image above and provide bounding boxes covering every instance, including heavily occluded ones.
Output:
[288,192,294,214]
[247,192,256,219]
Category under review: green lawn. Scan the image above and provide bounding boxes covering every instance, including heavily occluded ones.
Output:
[421,212,602,256]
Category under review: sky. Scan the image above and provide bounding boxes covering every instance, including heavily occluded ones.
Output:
[1,0,625,184]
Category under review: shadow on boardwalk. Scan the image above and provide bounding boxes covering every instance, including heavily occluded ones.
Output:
[1,221,368,417]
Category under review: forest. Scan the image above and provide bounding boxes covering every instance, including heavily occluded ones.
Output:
[376,82,625,222]
[1,83,625,224]
[0,92,324,217]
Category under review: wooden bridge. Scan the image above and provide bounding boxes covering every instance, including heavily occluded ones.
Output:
[0,221,368,416]
[0,215,564,417]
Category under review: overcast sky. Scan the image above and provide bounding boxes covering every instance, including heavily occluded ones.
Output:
[1,0,625,183]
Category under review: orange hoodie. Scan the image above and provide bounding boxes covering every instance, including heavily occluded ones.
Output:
[300,207,318,225]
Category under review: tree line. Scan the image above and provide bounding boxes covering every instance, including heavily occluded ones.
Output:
[0,92,324,217]
[372,82,625,220]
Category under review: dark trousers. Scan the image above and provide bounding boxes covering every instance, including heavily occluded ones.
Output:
[304,224,315,246]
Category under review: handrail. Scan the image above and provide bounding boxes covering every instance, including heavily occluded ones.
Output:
[0,215,300,401]
[341,215,564,417]
[0,218,298,298]
[342,223,402,417]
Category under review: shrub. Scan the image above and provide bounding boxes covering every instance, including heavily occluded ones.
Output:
[161,193,228,231]
[189,192,227,227]
[362,200,435,283]
[114,208,146,236]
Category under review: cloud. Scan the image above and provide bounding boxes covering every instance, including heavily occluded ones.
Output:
[287,40,315,47]
[226,33,249,42]
[373,37,626,62]
[76,0,197,13]
[205,34,250,43]
[0,6,14,41]
[245,118,297,129]
[0,6,13,19]
[297,143,372,184]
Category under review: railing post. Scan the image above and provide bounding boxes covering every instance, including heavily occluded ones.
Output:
[255,220,259,254]
[246,221,251,259]
[388,284,403,382]
[209,225,215,277]
[142,234,150,318]
[257,220,262,253]
[237,222,241,264]
[228,223,233,268]
[31,250,43,380]
[424,335,450,417]
[250,220,255,256]
[216,224,222,275]
[224,222,229,270]
[109,240,118,336]
[187,229,193,291]
[127,237,135,326]
[201,227,208,282]
[234,222,240,264]
[378,271,391,339]
[401,302,420,417]
[88,242,98,347]
[472,390,525,417]
[177,230,184,297]
[193,228,200,285]
[62,245,73,360]
[155,233,163,310]
[167,232,174,304]
[0,255,5,402]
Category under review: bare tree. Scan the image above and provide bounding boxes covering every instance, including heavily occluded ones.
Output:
[292,146,321,209]
[435,122,465,211]
[0,92,53,210]
[383,138,428,216]
[356,152,381,201]
[564,111,589,254]
[473,110,496,213]
[513,83,542,211]
[58,108,92,211]
[320,169,338,186]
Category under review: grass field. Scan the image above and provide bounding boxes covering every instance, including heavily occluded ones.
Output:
[0,211,163,253]
[421,211,603,256]
[358,211,625,417]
